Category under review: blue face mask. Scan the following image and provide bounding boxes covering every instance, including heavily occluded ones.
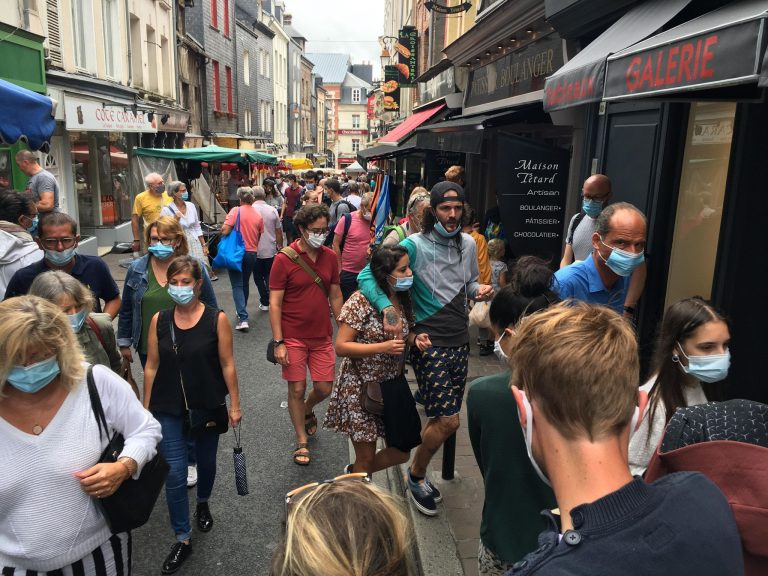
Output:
[25,215,39,236]
[675,345,731,383]
[6,356,61,394]
[599,239,644,277]
[68,309,87,333]
[181,192,189,201]
[389,274,413,292]
[148,244,175,260]
[582,198,603,218]
[434,221,461,238]
[167,284,195,305]
[45,246,77,266]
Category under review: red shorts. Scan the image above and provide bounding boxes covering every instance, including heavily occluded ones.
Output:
[282,337,336,383]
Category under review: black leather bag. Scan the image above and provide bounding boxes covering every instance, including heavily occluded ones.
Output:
[86,365,169,534]
[266,340,278,364]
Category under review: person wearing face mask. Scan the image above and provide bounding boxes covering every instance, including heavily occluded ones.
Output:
[4,212,121,317]
[28,270,124,381]
[160,181,215,279]
[554,202,646,316]
[117,216,218,368]
[628,297,731,476]
[143,256,241,574]
[356,181,494,516]
[131,172,173,254]
[0,295,162,576]
[324,245,430,474]
[466,256,558,575]
[504,302,743,576]
[0,190,43,299]
[332,191,374,301]
[269,204,343,466]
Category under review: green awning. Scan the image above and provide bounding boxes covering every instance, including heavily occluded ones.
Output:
[134,145,278,164]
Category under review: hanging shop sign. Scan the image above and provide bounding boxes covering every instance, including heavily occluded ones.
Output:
[497,134,570,262]
[383,66,401,111]
[419,66,455,104]
[465,33,564,109]
[425,1,472,14]
[367,93,376,119]
[338,129,369,135]
[65,96,157,132]
[394,26,419,87]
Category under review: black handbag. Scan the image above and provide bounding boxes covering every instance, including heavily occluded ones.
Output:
[266,340,278,364]
[169,316,229,438]
[86,365,169,534]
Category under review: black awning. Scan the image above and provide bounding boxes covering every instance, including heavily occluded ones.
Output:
[543,0,691,111]
[358,142,417,161]
[605,0,768,101]
[414,58,453,83]
[413,108,530,154]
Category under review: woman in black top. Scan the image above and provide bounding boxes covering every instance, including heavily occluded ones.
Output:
[143,255,242,575]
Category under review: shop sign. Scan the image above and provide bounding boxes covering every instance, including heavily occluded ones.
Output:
[339,129,368,135]
[497,134,570,262]
[419,66,455,104]
[604,19,762,100]
[65,96,157,133]
[157,112,190,133]
[425,1,471,14]
[692,115,734,145]
[544,59,604,112]
[465,33,564,109]
[367,93,375,119]
[383,66,401,111]
[395,26,419,87]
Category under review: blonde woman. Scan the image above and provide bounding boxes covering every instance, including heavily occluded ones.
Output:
[0,296,161,575]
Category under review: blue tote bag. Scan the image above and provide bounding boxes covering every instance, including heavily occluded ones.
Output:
[212,208,245,271]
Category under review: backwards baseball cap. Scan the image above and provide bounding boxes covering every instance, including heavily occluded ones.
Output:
[430,181,465,208]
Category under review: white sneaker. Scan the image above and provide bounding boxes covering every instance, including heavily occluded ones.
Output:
[187,465,198,488]
[235,320,249,332]
[258,304,269,311]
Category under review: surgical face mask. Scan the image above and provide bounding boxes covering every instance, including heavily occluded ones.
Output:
[582,198,603,218]
[153,183,166,194]
[434,220,460,238]
[305,231,327,249]
[168,284,196,305]
[515,389,551,487]
[148,244,175,260]
[494,334,509,362]
[6,356,61,394]
[181,191,189,201]
[25,215,39,236]
[389,274,413,292]
[599,239,644,277]
[674,344,731,383]
[68,309,87,333]
[45,246,77,266]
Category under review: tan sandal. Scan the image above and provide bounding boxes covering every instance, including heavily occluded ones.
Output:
[293,443,310,466]
[304,411,318,437]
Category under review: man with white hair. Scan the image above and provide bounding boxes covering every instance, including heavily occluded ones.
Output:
[131,172,172,253]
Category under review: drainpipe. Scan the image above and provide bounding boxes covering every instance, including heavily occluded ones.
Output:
[173,0,181,106]
[21,0,30,29]
[125,0,132,86]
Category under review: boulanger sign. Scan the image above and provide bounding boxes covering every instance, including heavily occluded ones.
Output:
[65,96,157,132]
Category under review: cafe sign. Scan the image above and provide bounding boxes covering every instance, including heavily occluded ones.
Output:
[395,26,419,88]
[65,96,156,132]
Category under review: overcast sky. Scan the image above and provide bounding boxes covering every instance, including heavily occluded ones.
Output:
[285,0,386,79]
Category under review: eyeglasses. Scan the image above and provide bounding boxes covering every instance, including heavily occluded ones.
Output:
[307,227,329,235]
[149,236,176,246]
[580,190,609,202]
[284,472,370,516]
[41,237,77,249]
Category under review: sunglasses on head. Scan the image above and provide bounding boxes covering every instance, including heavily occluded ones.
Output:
[284,472,370,516]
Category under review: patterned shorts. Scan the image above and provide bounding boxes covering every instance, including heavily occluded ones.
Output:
[410,345,469,418]
[478,540,515,576]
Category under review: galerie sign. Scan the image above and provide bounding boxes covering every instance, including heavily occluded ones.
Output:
[65,96,157,132]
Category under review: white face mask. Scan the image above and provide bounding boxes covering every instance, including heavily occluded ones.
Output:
[305,231,327,248]
[515,389,551,487]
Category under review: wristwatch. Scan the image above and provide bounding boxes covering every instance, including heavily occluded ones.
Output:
[272,339,284,346]
[623,305,636,315]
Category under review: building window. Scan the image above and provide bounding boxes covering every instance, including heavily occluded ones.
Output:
[223,0,229,37]
[352,114,360,128]
[211,0,218,29]
[102,0,120,78]
[245,110,251,133]
[352,139,360,153]
[213,60,221,110]
[243,50,250,85]
[181,82,190,109]
[351,88,361,103]
[72,0,95,71]
[225,65,233,113]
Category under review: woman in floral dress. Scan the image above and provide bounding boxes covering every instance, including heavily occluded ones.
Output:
[324,245,430,474]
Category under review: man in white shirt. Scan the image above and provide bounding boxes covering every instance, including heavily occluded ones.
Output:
[251,186,283,311]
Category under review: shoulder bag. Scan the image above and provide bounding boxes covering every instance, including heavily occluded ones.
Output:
[168,312,229,437]
[212,208,245,271]
[86,365,169,534]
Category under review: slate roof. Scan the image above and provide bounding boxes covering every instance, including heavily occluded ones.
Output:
[343,71,371,89]
[305,53,351,84]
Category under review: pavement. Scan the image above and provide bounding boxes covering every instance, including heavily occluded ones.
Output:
[103,251,499,575]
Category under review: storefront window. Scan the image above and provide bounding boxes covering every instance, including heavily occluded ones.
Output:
[665,102,736,307]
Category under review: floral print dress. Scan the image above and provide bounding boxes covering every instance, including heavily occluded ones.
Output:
[323,291,410,442]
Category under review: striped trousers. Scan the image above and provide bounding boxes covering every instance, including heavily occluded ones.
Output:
[1,533,131,576]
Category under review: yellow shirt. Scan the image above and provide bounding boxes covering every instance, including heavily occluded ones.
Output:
[132,190,173,226]
[470,230,492,285]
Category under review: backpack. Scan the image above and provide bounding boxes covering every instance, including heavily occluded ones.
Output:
[380,223,406,245]
[324,201,357,247]
[565,211,587,245]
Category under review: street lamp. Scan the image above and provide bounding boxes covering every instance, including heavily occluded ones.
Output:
[379,35,399,70]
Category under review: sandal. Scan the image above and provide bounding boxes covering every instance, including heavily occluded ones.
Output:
[304,411,318,437]
[293,443,310,466]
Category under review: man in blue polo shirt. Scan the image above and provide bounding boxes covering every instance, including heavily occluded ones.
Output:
[4,212,121,317]
[554,202,645,315]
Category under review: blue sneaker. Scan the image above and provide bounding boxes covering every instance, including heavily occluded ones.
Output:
[424,476,442,503]
[407,470,437,516]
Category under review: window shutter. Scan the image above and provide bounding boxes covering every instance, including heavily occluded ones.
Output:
[46,0,63,67]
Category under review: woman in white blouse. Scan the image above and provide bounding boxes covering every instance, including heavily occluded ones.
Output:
[0,295,162,575]
[161,181,217,280]
[629,297,730,476]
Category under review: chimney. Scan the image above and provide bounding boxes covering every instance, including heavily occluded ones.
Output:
[283,13,292,25]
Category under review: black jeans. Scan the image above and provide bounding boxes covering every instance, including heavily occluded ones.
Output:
[254,257,274,307]
[340,270,359,302]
